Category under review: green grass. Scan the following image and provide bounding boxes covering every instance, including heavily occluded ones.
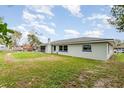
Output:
[0,51,6,62]
[12,52,48,59]
[0,52,124,88]
[114,53,124,62]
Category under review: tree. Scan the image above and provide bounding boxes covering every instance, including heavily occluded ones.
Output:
[114,39,122,46]
[27,33,42,50]
[109,5,124,32]
[0,18,14,47]
[0,17,3,24]
[11,30,22,47]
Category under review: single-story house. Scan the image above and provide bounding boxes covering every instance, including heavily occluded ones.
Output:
[40,37,115,60]
[114,43,124,53]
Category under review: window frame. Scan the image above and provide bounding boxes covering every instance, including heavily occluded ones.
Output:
[53,45,56,51]
[64,45,68,52]
[82,44,92,52]
[59,45,68,52]
[59,45,63,51]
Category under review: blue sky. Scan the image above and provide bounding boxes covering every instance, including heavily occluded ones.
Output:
[0,5,123,44]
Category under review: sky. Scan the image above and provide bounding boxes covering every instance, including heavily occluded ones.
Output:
[0,5,124,44]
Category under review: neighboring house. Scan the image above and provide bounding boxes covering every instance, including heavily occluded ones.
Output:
[0,44,7,51]
[40,37,115,60]
[23,44,33,51]
[12,46,23,51]
[114,43,124,53]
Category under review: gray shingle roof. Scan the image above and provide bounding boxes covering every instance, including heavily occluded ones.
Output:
[50,37,114,45]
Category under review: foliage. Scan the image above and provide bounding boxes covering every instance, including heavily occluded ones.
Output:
[0,18,14,47]
[11,30,22,47]
[27,33,42,50]
[0,17,4,24]
[114,39,122,46]
[109,5,124,32]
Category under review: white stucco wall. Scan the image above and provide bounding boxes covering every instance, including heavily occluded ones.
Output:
[0,45,7,51]
[52,43,113,60]
[45,44,52,53]
[106,43,114,59]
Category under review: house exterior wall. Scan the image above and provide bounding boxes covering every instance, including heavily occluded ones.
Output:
[52,43,112,60]
[0,45,7,51]
[106,43,114,59]
[45,44,52,53]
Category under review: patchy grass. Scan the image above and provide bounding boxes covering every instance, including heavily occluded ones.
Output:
[12,52,48,59]
[0,51,7,62]
[0,52,124,88]
[114,53,124,62]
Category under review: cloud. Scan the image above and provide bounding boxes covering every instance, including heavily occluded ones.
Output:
[96,24,103,28]
[38,36,48,43]
[50,22,56,28]
[11,5,57,45]
[22,6,56,35]
[94,20,112,30]
[23,9,45,23]
[12,23,55,44]
[83,30,103,38]
[12,24,29,45]
[13,24,27,32]
[26,5,54,17]
[87,14,112,29]
[64,29,80,38]
[40,24,56,35]
[87,14,110,21]
[62,5,83,18]
[16,22,56,35]
[29,22,56,35]
[108,5,113,8]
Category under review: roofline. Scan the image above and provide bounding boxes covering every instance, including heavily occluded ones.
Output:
[51,38,114,43]
[40,37,115,46]
[51,40,115,46]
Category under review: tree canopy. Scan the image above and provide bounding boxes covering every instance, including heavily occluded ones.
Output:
[11,30,22,47]
[109,5,124,32]
[27,32,42,50]
[0,17,14,47]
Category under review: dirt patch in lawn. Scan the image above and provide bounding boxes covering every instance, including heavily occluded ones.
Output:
[94,78,112,88]
[4,53,15,63]
[64,71,113,88]
[4,53,63,63]
[18,55,63,62]
[16,77,41,88]
[63,70,95,88]
[64,63,124,88]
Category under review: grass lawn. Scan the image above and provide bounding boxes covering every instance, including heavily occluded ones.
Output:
[0,51,124,88]
[12,52,49,59]
[114,53,124,62]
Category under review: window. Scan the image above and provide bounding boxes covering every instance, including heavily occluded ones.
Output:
[83,44,92,52]
[59,45,68,52]
[41,46,45,52]
[64,45,68,52]
[53,46,56,51]
[59,46,63,51]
